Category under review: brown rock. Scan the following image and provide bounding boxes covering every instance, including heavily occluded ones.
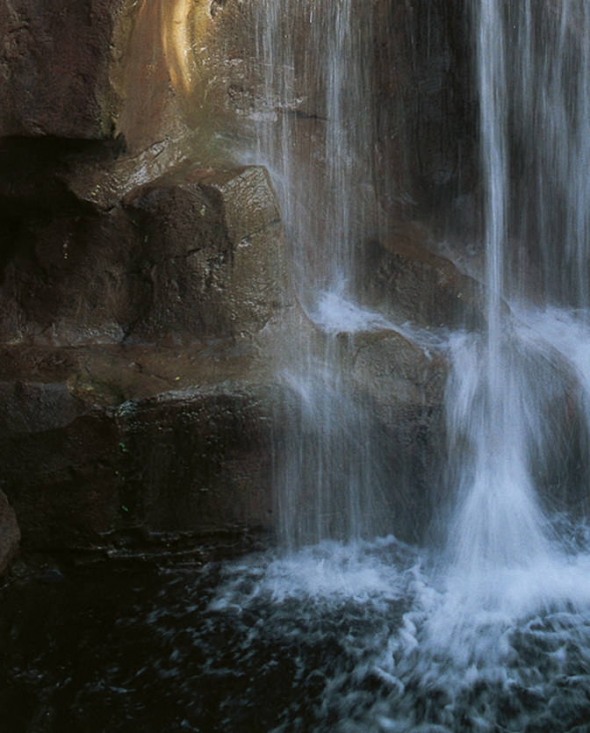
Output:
[115,383,275,536]
[0,0,124,139]
[0,343,276,553]
[350,328,447,411]
[362,228,485,331]
[124,165,287,343]
[0,490,20,574]
[0,159,287,346]
[349,328,447,542]
[0,203,138,345]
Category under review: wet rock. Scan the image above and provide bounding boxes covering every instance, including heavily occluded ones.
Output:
[64,138,192,211]
[0,344,276,553]
[373,0,476,220]
[112,0,263,155]
[0,202,137,345]
[0,489,20,575]
[362,228,485,331]
[0,381,82,436]
[125,165,287,343]
[0,0,477,559]
[0,145,288,555]
[114,383,275,536]
[350,329,446,411]
[0,159,287,346]
[0,0,124,139]
[349,329,447,542]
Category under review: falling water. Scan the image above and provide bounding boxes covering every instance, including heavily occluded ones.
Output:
[250,0,590,698]
[252,0,590,598]
[253,0,399,549]
[441,0,590,602]
[254,0,376,301]
[442,0,555,592]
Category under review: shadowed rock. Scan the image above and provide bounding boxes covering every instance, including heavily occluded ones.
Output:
[0,157,287,346]
[0,490,20,574]
[0,0,124,139]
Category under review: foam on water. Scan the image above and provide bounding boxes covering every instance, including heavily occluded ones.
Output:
[310,289,448,352]
[209,538,414,609]
[311,291,395,334]
[14,536,583,730]
[201,535,590,731]
[443,331,555,580]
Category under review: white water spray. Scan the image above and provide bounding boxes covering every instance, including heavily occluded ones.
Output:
[253,0,590,595]
[437,0,590,627]
[254,0,403,549]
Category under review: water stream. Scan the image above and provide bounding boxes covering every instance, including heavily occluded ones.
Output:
[253,0,396,548]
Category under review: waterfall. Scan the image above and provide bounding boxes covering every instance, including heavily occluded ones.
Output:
[253,0,400,549]
[441,0,590,614]
[251,0,590,577]
[254,0,376,304]
[199,3,590,729]
[443,1,553,587]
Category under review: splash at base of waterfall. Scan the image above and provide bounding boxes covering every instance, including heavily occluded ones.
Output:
[206,531,590,732]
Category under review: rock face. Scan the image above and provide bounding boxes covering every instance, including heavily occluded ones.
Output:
[361,227,485,332]
[124,165,286,343]
[372,0,476,223]
[0,345,275,554]
[0,149,286,346]
[352,329,448,541]
[0,0,479,562]
[0,0,124,138]
[0,142,289,559]
[0,490,20,574]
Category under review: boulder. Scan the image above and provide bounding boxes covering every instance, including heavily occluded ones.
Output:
[113,0,263,155]
[349,328,448,541]
[115,383,275,537]
[124,165,287,343]
[0,159,287,346]
[361,226,485,331]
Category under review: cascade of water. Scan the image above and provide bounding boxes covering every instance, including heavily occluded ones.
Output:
[444,1,590,598]
[511,2,590,307]
[255,0,376,306]
[254,0,590,569]
[444,1,553,587]
[255,1,390,549]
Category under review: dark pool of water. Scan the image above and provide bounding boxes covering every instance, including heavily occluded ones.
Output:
[0,551,404,733]
[2,540,590,733]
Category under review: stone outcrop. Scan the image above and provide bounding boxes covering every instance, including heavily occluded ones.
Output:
[0,144,287,346]
[361,226,485,331]
[124,165,286,343]
[351,329,447,542]
[372,0,476,223]
[0,134,289,560]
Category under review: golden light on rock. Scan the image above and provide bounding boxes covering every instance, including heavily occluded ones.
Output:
[113,0,244,153]
[160,0,212,94]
